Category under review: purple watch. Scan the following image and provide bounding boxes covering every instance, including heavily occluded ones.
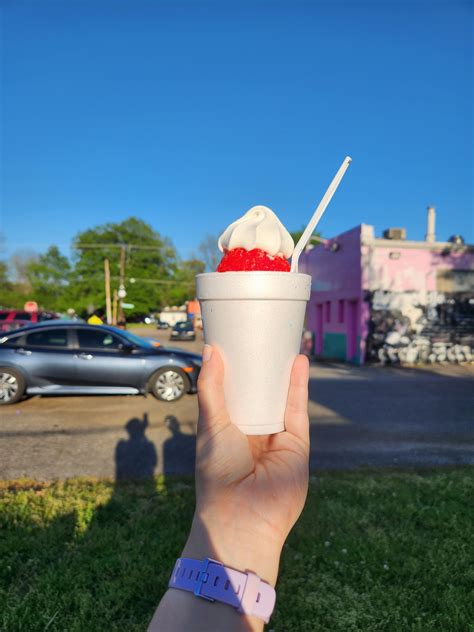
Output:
[168,557,276,623]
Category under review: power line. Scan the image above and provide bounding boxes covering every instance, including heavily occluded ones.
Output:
[72,243,163,251]
[77,272,195,286]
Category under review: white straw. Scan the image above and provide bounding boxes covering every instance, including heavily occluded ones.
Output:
[291,156,352,272]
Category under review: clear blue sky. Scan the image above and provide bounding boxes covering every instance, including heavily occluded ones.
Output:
[1,0,472,262]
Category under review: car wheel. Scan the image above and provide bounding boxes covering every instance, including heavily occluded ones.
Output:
[149,367,189,402]
[0,368,25,405]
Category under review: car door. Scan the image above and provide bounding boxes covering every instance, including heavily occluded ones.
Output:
[73,328,147,388]
[17,327,77,387]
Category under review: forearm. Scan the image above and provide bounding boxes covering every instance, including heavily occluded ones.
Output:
[148,514,282,632]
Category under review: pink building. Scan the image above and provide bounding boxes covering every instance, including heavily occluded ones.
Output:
[300,209,474,364]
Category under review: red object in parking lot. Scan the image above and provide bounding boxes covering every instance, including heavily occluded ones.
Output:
[0,309,59,332]
[24,301,38,313]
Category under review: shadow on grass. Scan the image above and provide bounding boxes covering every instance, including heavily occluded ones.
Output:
[0,413,197,632]
[2,467,474,631]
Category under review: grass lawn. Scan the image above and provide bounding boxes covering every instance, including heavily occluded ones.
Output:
[1,469,473,631]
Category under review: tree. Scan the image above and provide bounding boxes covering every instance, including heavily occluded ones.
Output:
[198,234,221,272]
[25,246,71,312]
[289,227,323,249]
[70,217,179,316]
[0,261,18,308]
[0,261,9,286]
[166,258,205,306]
[0,259,32,309]
[9,249,38,290]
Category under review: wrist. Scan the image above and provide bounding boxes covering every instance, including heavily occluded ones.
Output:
[182,512,282,587]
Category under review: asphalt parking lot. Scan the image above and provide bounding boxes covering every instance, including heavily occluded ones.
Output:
[1,328,473,480]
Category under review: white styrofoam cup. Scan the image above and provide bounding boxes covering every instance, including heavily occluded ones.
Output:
[196,272,311,435]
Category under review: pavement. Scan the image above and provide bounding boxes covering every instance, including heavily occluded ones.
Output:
[1,328,473,480]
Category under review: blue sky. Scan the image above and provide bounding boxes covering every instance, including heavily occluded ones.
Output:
[1,0,472,262]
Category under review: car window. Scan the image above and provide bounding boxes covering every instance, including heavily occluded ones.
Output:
[26,329,68,347]
[176,322,191,330]
[0,313,9,321]
[77,329,121,350]
[0,334,23,346]
[15,312,32,321]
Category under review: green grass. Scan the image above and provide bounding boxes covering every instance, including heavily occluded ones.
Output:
[1,469,473,631]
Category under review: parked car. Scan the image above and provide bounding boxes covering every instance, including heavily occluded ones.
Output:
[170,321,196,341]
[157,320,169,329]
[0,322,201,405]
[0,310,58,333]
[0,319,33,333]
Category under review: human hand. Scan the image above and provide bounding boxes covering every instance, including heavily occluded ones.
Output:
[182,344,310,588]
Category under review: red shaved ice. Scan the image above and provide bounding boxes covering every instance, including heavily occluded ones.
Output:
[217,248,291,272]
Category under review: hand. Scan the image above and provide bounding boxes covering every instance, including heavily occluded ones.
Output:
[149,345,310,632]
[183,345,310,587]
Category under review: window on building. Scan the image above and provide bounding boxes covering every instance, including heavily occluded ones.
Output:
[325,301,331,323]
[316,304,323,325]
[338,300,345,323]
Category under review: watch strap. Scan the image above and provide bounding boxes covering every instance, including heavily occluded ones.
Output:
[168,557,276,623]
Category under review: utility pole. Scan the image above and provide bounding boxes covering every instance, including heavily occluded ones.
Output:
[118,245,126,324]
[104,258,112,324]
[112,289,118,326]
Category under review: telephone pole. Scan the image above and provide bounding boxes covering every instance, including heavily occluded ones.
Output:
[112,289,118,326]
[104,258,112,324]
[118,245,126,324]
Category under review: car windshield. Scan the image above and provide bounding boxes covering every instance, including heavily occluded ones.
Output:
[175,322,192,330]
[117,329,154,349]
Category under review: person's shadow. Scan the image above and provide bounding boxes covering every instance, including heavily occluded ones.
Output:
[162,415,196,477]
[4,414,199,630]
[115,413,158,480]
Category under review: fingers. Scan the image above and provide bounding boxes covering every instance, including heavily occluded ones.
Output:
[284,354,310,447]
[197,345,231,434]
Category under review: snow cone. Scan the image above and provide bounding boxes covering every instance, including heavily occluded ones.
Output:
[196,206,311,435]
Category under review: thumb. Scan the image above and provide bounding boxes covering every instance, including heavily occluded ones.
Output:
[197,345,231,433]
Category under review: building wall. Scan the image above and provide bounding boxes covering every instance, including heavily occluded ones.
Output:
[362,241,474,364]
[301,223,474,365]
[300,226,363,363]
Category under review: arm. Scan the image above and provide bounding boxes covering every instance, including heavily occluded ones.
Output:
[148,345,310,632]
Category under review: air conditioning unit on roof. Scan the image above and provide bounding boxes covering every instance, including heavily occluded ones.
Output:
[383,227,406,240]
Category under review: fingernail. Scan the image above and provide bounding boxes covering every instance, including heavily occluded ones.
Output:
[202,344,213,363]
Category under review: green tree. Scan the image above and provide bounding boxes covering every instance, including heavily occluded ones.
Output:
[25,246,71,312]
[198,234,221,271]
[0,261,9,287]
[289,227,323,249]
[0,260,30,309]
[0,261,15,308]
[71,217,179,316]
[9,249,38,288]
[166,258,205,306]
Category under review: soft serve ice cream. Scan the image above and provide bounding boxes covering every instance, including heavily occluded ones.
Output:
[217,205,294,272]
